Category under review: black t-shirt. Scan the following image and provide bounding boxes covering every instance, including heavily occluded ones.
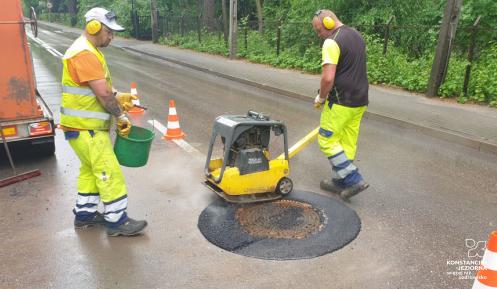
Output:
[327,25,369,107]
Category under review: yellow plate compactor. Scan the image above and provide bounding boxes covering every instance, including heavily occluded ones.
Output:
[204,111,318,203]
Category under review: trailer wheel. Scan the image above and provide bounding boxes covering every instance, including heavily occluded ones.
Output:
[276,177,293,195]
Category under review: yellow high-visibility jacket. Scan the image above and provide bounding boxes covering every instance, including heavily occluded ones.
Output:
[60,36,112,130]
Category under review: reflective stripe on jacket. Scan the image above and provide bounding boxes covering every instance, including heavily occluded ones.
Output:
[60,36,112,130]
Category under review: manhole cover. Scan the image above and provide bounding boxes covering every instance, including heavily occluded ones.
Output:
[235,199,327,239]
[198,190,361,260]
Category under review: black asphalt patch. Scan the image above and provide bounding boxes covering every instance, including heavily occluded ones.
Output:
[198,190,361,260]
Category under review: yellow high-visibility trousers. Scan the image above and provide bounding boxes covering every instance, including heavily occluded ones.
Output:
[318,101,367,187]
[68,130,128,224]
[318,101,366,160]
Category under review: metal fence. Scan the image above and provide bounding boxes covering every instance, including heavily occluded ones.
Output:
[134,15,152,40]
[142,13,496,57]
[38,12,75,27]
[159,16,432,56]
[148,13,497,97]
[29,10,497,100]
[36,11,496,60]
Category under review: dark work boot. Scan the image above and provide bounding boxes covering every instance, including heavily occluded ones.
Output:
[74,212,106,229]
[320,179,344,194]
[107,218,148,237]
[340,180,370,200]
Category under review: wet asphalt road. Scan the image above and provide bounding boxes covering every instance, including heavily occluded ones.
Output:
[0,26,496,289]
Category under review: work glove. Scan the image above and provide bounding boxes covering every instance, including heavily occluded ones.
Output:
[314,94,326,108]
[117,114,131,137]
[115,92,139,112]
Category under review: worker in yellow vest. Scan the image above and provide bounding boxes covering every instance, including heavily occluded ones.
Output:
[60,7,146,236]
[312,10,370,200]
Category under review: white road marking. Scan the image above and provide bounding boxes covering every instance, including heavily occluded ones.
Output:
[28,30,206,159]
[27,33,63,58]
[147,119,204,157]
[148,119,167,134]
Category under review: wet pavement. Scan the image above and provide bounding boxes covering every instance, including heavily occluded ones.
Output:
[0,23,496,289]
[38,21,497,153]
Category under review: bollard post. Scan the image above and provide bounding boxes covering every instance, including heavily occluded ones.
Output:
[150,0,159,43]
[197,15,202,43]
[244,25,248,51]
[463,16,481,97]
[383,16,394,55]
[181,14,185,37]
[276,19,282,56]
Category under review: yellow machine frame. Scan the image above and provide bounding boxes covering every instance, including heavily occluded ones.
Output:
[207,158,289,197]
[204,112,318,203]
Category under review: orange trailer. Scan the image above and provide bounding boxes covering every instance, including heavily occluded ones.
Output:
[0,0,55,156]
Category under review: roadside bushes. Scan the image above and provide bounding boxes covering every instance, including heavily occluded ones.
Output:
[159,29,496,106]
[463,44,497,106]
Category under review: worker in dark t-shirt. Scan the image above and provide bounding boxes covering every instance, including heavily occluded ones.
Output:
[312,9,369,200]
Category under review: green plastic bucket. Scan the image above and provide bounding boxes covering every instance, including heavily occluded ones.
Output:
[114,126,155,167]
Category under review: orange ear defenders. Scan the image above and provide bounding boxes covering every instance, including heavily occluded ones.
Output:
[86,20,102,35]
[314,10,335,30]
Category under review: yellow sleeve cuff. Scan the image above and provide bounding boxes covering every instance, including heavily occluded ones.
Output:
[322,39,340,66]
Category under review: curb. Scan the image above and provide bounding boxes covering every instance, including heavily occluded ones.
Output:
[121,47,310,102]
[121,46,497,155]
[363,112,497,155]
[38,22,80,38]
[37,21,497,155]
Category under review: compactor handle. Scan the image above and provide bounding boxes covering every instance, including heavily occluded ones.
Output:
[277,126,319,160]
[247,111,269,121]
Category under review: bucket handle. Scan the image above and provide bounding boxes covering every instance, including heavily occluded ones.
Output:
[146,119,160,139]
[150,119,158,138]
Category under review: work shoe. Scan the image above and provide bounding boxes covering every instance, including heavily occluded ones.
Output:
[107,218,148,237]
[74,212,106,229]
[340,180,370,200]
[320,179,344,194]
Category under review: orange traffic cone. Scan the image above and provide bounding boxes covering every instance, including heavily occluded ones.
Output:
[128,82,145,114]
[163,99,185,140]
[473,232,497,289]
